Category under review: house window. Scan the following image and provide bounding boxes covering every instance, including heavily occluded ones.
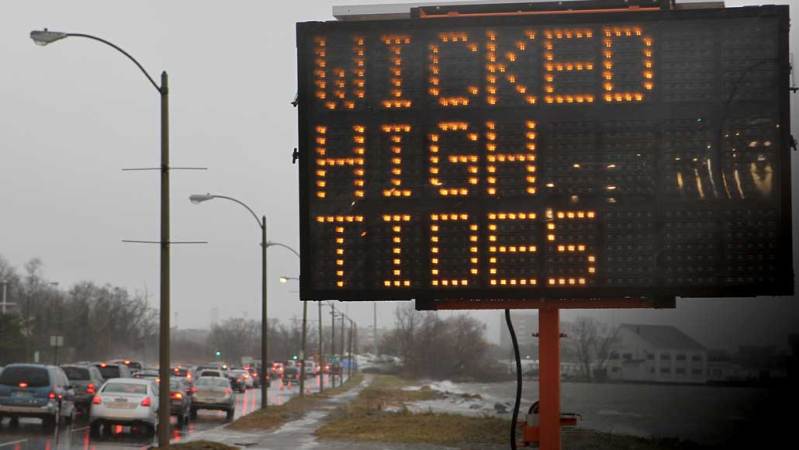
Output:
[660,353,671,361]
[692,369,703,375]
[691,355,702,362]
[610,352,620,360]
[660,367,671,374]
[612,367,620,373]
[676,354,686,361]
[650,367,655,374]
[622,353,632,361]
[646,353,654,360]
[675,368,686,375]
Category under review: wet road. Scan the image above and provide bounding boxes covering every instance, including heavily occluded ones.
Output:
[0,374,345,449]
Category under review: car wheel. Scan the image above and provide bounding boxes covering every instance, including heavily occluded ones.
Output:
[144,423,156,436]
[89,421,101,437]
[190,407,198,420]
[225,408,234,421]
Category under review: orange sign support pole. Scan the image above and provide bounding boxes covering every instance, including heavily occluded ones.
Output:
[539,307,561,450]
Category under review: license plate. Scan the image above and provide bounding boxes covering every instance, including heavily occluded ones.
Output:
[12,392,31,398]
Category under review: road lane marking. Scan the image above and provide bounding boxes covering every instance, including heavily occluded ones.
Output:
[72,426,88,432]
[0,439,28,448]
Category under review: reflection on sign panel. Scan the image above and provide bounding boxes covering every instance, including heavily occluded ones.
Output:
[296,6,793,301]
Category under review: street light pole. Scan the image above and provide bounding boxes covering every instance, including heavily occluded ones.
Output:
[261,215,268,409]
[30,29,172,448]
[158,70,171,448]
[189,194,271,410]
[299,299,308,396]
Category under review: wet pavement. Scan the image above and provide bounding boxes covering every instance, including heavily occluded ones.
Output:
[0,374,342,449]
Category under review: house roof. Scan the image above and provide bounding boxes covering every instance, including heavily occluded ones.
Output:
[620,324,705,351]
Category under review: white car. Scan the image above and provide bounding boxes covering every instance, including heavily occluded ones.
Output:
[303,361,317,377]
[89,378,159,436]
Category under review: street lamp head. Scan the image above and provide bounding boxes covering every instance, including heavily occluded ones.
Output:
[189,193,215,204]
[279,276,289,284]
[30,29,68,46]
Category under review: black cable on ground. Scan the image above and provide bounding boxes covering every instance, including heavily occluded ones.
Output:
[505,309,522,450]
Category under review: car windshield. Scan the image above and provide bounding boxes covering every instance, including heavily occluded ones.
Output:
[0,367,49,387]
[196,378,228,388]
[97,366,121,379]
[200,371,221,377]
[169,379,182,390]
[102,383,147,395]
[62,367,90,381]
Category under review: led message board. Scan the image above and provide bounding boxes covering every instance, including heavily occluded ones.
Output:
[296,6,792,302]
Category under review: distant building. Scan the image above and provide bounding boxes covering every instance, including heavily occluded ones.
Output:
[607,324,707,384]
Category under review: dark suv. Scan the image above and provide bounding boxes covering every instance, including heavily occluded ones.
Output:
[0,364,77,427]
[61,365,104,414]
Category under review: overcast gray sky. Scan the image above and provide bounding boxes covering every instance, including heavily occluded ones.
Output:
[1,0,796,350]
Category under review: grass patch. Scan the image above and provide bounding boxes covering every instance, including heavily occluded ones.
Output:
[318,409,508,446]
[317,374,498,447]
[150,440,237,450]
[227,373,363,431]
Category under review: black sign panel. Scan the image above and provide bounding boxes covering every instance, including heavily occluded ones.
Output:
[296,6,792,302]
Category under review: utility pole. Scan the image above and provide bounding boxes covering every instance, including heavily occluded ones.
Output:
[330,303,336,388]
[373,302,378,356]
[318,301,324,393]
[340,314,345,383]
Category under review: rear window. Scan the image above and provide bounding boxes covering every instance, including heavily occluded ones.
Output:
[200,370,221,377]
[196,378,228,388]
[97,366,121,379]
[103,383,147,395]
[62,367,90,381]
[0,367,50,387]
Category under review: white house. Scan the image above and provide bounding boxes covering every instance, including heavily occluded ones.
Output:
[606,324,707,384]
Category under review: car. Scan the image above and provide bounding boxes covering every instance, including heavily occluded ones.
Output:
[190,376,234,421]
[229,369,252,391]
[109,360,143,375]
[0,364,77,428]
[171,367,195,394]
[133,369,160,381]
[61,364,104,414]
[271,361,284,379]
[282,361,300,384]
[89,378,159,436]
[303,361,317,377]
[169,378,192,426]
[94,363,132,380]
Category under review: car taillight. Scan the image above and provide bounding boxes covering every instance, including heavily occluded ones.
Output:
[92,395,102,405]
[48,391,56,400]
[140,397,152,407]
[171,392,183,400]
[18,382,28,388]
[87,384,96,395]
[190,386,198,393]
